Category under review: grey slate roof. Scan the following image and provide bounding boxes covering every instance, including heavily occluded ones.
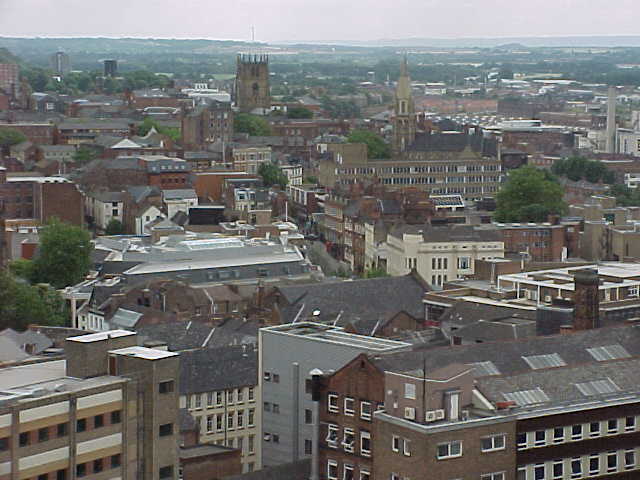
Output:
[136,321,215,352]
[276,273,429,332]
[390,223,502,243]
[439,301,536,328]
[179,345,257,395]
[372,324,640,379]
[453,318,537,342]
[204,317,259,350]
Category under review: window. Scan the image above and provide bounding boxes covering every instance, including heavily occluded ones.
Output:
[227,413,234,429]
[625,449,636,469]
[110,454,121,469]
[326,424,339,447]
[237,410,244,428]
[437,440,462,459]
[38,473,47,480]
[404,383,416,400]
[305,439,312,455]
[328,394,339,413]
[159,423,173,437]
[481,474,505,480]
[272,433,279,443]
[571,424,582,440]
[361,401,371,420]
[608,451,618,472]
[608,418,618,433]
[481,434,505,452]
[516,432,527,449]
[517,468,526,480]
[551,426,564,443]
[248,387,255,401]
[94,414,104,428]
[403,438,411,457]
[589,421,600,436]
[263,372,271,381]
[589,455,600,474]
[93,459,103,473]
[159,466,173,479]
[552,460,563,479]
[76,463,86,478]
[360,469,370,480]
[19,432,29,447]
[195,394,202,408]
[56,470,66,480]
[571,458,582,478]
[534,430,546,446]
[273,374,280,383]
[206,415,213,432]
[111,410,121,424]
[625,416,636,431]
[186,395,192,409]
[159,380,174,394]
[38,427,49,442]
[206,392,214,406]
[392,435,400,452]
[342,428,355,452]
[76,418,86,433]
[360,430,371,456]
[273,403,280,414]
[216,415,223,431]
[216,391,223,406]
[248,435,255,454]
[0,438,7,451]
[264,402,271,412]
[327,460,338,480]
[237,389,244,403]
[344,397,355,416]
[305,409,313,424]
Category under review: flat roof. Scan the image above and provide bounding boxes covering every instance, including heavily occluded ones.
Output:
[263,322,410,352]
[0,360,66,390]
[109,346,179,360]
[67,330,136,343]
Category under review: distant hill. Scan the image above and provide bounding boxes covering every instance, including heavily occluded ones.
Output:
[0,47,21,64]
[340,36,640,48]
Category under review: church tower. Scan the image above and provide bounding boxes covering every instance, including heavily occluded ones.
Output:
[392,56,416,154]
[235,54,271,114]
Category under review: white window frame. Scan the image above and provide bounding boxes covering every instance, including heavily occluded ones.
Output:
[589,421,601,437]
[194,394,202,409]
[404,383,416,400]
[607,418,618,434]
[360,430,371,457]
[589,454,600,475]
[571,424,583,440]
[625,416,636,432]
[327,460,338,480]
[342,428,355,453]
[359,469,370,480]
[552,460,563,479]
[403,438,411,457]
[625,449,636,469]
[344,397,355,416]
[326,424,339,448]
[328,394,339,413]
[436,440,462,460]
[343,464,354,480]
[607,451,618,472]
[392,435,400,453]
[360,401,372,421]
[481,434,506,452]
[533,430,546,446]
[480,473,505,480]
[552,426,565,443]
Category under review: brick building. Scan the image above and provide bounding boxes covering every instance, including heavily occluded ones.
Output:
[182,102,234,150]
[0,63,19,99]
[0,123,55,145]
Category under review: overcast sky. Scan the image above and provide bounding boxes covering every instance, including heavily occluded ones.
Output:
[0,0,638,43]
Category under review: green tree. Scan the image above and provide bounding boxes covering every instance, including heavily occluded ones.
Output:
[287,106,314,119]
[551,156,616,184]
[347,130,390,159]
[363,267,389,278]
[234,113,272,136]
[9,258,35,282]
[0,271,68,331]
[31,219,92,289]
[105,219,125,235]
[495,166,567,223]
[0,128,27,150]
[72,146,97,165]
[258,162,288,188]
[138,117,181,143]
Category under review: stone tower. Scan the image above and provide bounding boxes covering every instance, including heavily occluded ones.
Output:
[392,56,416,154]
[236,54,271,114]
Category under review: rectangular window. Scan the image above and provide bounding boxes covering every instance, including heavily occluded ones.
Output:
[76,464,86,478]
[19,432,29,447]
[76,418,86,433]
[327,460,338,480]
[481,474,505,480]
[360,401,371,420]
[403,438,411,457]
[534,430,546,446]
[516,432,527,449]
[248,409,255,427]
[272,374,280,383]
[360,430,371,456]
[589,455,600,475]
[571,458,582,478]
[237,389,244,403]
[216,391,223,406]
[304,439,312,455]
[273,403,280,414]
[227,413,234,429]
[206,415,213,432]
[248,387,255,401]
[479,434,503,454]
[195,394,202,409]
[571,424,583,440]
[343,464,354,480]
[93,459,103,473]
[344,397,355,416]
[207,392,214,406]
[159,380,174,394]
[608,418,618,433]
[111,454,121,468]
[589,421,600,436]
[552,427,564,443]
[552,460,563,479]
[360,469,370,480]
[328,393,339,413]
[326,424,339,447]
[392,435,400,452]
[248,435,255,454]
[608,451,618,472]
[437,440,462,459]
[237,410,244,428]
[216,415,223,431]
[57,423,68,437]
[342,428,355,452]
[159,466,173,479]
[0,438,7,451]
[404,383,416,400]
[159,423,173,437]
[38,427,49,442]
[625,416,636,431]
[305,409,313,424]
[111,410,121,424]
[94,414,104,428]
[625,449,636,469]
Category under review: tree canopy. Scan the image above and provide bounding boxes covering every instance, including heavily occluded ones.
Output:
[287,106,314,119]
[258,162,288,188]
[551,156,616,184]
[234,113,272,136]
[31,219,93,289]
[347,129,390,159]
[495,166,567,223]
[0,128,27,148]
[0,271,68,331]
[105,219,125,235]
[610,184,640,207]
[137,117,180,143]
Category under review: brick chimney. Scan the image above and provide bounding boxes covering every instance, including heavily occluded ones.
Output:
[573,269,600,330]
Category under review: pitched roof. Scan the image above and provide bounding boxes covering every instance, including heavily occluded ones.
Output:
[389,223,503,243]
[276,273,429,330]
[452,318,537,342]
[136,321,215,352]
[179,345,257,394]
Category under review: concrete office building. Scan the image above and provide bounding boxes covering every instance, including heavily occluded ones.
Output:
[0,330,180,480]
[258,323,410,468]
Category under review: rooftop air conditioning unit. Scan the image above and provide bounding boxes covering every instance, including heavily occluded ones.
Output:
[434,409,445,420]
[404,407,416,420]
[425,410,438,422]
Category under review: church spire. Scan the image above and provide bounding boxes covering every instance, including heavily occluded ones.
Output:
[392,54,416,155]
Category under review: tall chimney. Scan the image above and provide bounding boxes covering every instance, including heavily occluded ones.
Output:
[606,86,617,154]
[573,269,600,330]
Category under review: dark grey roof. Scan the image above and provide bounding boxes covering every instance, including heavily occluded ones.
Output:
[225,459,310,480]
[87,190,126,203]
[105,157,141,170]
[0,328,53,354]
[179,444,236,459]
[372,324,640,379]
[204,317,259,350]
[179,345,258,395]
[439,301,536,328]
[389,224,502,243]
[453,318,537,342]
[277,274,429,331]
[179,408,197,432]
[477,357,640,408]
[127,185,161,204]
[136,321,215,352]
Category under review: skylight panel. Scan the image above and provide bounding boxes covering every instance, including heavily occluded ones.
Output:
[522,353,566,370]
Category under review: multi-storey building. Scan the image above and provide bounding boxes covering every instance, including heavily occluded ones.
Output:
[0,64,19,99]
[386,224,505,288]
[0,330,180,480]
[258,323,410,469]
[235,55,270,114]
[232,147,272,175]
[181,102,234,150]
[179,346,259,473]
